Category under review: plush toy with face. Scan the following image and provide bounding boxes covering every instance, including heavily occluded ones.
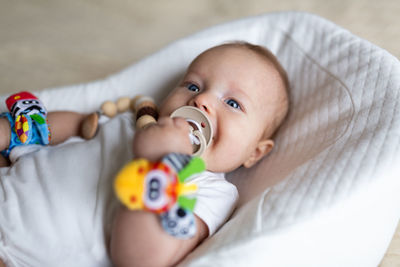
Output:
[114,153,204,239]
[4,91,50,145]
[6,91,47,118]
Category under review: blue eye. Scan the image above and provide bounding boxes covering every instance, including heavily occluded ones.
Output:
[186,83,200,92]
[225,99,241,110]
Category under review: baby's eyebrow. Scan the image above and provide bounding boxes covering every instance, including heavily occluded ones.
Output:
[184,70,203,79]
[230,85,252,103]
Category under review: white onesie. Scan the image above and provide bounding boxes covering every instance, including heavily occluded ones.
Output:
[188,171,238,236]
[0,114,238,267]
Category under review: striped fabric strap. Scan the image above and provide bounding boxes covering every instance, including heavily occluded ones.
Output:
[162,153,192,173]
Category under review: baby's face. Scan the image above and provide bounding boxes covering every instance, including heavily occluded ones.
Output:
[160,46,284,172]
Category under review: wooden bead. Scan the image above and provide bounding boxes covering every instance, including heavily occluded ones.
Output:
[130,95,143,112]
[81,112,99,140]
[136,100,157,112]
[101,101,118,117]
[132,96,156,112]
[136,114,156,129]
[116,97,131,113]
[136,106,158,121]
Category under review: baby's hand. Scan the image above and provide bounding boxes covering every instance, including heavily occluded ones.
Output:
[132,117,192,161]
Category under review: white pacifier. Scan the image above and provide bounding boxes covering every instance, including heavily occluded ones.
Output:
[170,106,213,157]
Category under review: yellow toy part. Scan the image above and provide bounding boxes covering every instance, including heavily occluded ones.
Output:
[114,158,150,210]
[114,154,204,214]
[114,158,181,213]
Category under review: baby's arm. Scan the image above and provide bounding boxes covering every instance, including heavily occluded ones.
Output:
[0,111,97,167]
[110,117,209,267]
[111,207,208,267]
[0,118,11,166]
[47,111,98,144]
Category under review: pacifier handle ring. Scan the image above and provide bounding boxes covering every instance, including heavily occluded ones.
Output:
[170,106,213,156]
[192,130,207,157]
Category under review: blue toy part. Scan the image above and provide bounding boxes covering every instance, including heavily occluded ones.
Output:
[160,203,197,239]
[0,112,51,158]
[30,113,51,145]
[159,153,204,239]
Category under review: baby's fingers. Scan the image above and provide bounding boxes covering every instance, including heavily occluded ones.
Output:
[157,117,189,131]
[157,116,173,127]
[172,117,190,130]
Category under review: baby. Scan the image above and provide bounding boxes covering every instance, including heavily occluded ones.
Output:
[110,41,289,266]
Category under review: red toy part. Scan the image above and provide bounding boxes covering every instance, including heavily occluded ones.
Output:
[6,91,39,111]
[144,162,179,213]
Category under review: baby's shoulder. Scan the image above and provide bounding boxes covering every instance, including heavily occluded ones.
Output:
[189,171,238,198]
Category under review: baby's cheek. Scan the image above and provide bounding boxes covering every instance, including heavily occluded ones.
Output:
[227,130,258,160]
[207,143,246,172]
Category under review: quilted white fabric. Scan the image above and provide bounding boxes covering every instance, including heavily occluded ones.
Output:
[0,11,399,267]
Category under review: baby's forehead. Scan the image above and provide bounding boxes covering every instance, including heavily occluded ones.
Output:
[195,46,283,79]
[190,44,287,103]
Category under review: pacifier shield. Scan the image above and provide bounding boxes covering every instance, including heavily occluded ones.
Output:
[170,106,213,155]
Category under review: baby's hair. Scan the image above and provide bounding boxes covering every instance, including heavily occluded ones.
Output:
[218,41,290,139]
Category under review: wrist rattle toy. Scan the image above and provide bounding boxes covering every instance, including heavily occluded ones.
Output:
[114,153,205,238]
[1,91,51,158]
[114,95,214,238]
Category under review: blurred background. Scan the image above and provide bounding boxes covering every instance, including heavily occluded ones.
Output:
[0,0,398,95]
[0,0,398,265]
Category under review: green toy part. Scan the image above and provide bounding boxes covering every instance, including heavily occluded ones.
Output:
[178,157,205,183]
[177,196,197,212]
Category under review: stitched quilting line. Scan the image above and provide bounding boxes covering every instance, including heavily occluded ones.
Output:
[260,16,357,227]
[280,23,355,146]
[364,60,400,178]
[274,30,398,229]
[339,47,385,195]
[296,39,384,220]
[299,31,390,219]
[320,39,370,205]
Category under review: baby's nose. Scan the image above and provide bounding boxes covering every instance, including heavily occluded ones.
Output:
[190,93,212,114]
[194,102,208,113]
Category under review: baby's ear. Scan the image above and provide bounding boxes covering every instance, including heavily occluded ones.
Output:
[243,139,274,168]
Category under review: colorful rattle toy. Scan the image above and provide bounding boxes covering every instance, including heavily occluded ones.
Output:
[114,153,204,213]
[113,95,214,238]
[114,153,205,238]
[1,91,51,158]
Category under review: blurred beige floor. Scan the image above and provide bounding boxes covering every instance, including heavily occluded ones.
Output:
[0,0,399,266]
